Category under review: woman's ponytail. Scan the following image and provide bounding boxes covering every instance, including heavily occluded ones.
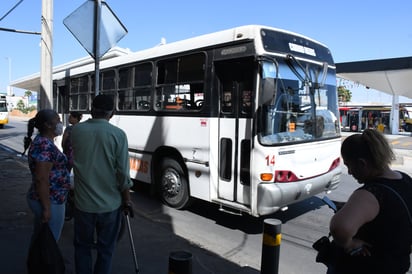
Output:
[22,117,36,156]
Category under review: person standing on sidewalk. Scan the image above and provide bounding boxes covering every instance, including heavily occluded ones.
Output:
[26,109,71,241]
[61,111,82,172]
[61,111,82,221]
[329,129,412,274]
[71,94,134,274]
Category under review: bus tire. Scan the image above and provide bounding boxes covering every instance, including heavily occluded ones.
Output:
[158,158,191,209]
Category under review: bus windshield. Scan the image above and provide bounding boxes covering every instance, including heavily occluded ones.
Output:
[0,101,7,112]
[258,58,339,145]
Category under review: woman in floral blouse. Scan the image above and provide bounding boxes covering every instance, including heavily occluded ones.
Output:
[26,109,71,241]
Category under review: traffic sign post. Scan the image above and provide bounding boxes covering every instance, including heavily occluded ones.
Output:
[64,0,127,94]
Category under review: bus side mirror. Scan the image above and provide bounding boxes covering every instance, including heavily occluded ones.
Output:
[260,78,276,105]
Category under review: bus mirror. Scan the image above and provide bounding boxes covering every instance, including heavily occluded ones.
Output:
[260,78,276,105]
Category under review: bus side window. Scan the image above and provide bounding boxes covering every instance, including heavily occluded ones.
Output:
[134,63,152,111]
[156,53,205,112]
[241,89,252,115]
[69,75,89,111]
[118,63,152,111]
[222,89,232,113]
[118,89,134,110]
[219,138,232,181]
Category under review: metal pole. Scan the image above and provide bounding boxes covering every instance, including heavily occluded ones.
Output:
[391,95,400,135]
[168,250,192,274]
[39,0,53,109]
[93,0,101,95]
[261,218,282,274]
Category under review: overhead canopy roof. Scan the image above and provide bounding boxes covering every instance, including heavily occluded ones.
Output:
[336,56,412,99]
[10,47,131,92]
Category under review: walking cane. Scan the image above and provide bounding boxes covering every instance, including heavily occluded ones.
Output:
[125,213,139,273]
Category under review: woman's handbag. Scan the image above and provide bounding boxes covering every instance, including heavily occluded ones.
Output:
[314,237,376,274]
[313,197,375,274]
[27,223,65,274]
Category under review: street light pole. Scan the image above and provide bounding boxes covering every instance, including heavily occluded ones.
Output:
[5,57,12,96]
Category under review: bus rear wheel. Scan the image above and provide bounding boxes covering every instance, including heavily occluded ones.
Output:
[158,158,190,209]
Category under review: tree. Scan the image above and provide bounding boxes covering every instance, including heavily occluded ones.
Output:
[24,90,32,98]
[338,86,352,103]
[16,100,25,111]
[16,99,36,114]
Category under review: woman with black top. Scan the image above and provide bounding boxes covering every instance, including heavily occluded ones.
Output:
[329,129,412,274]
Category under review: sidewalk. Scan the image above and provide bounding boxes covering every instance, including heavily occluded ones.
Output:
[0,147,258,274]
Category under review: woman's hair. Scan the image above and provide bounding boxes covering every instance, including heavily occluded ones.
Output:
[27,109,57,137]
[70,111,82,121]
[341,129,395,170]
[22,109,57,154]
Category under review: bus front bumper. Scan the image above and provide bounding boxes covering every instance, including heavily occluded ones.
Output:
[256,170,341,216]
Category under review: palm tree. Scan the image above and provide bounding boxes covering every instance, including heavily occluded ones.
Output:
[24,90,32,98]
[24,90,32,108]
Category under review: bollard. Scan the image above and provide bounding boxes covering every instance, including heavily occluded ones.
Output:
[260,218,282,274]
[168,250,192,274]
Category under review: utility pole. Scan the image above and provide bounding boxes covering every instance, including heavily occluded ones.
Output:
[39,0,53,109]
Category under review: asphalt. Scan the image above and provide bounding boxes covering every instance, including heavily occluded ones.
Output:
[1,131,411,274]
[0,147,258,274]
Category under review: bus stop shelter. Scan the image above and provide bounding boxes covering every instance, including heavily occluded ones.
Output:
[336,56,412,134]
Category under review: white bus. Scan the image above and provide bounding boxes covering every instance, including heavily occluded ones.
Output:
[54,25,341,216]
[0,93,9,128]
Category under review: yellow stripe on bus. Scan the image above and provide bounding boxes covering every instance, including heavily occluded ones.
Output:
[263,233,282,246]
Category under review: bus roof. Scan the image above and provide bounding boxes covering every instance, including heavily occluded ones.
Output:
[11,25,328,92]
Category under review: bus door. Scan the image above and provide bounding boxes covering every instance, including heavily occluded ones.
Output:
[215,59,254,205]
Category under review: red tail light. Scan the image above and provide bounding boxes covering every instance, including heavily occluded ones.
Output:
[328,157,341,171]
[273,158,340,183]
[274,170,299,183]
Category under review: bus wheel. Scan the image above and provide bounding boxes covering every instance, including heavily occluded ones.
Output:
[158,158,190,209]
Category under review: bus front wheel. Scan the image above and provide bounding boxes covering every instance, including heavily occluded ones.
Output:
[158,158,190,209]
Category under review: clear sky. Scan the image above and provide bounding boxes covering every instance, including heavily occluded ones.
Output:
[1,0,412,103]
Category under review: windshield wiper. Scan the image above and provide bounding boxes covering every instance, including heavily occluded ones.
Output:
[285,54,311,85]
[286,54,329,89]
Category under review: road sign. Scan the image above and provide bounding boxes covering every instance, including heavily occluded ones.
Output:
[63,0,127,58]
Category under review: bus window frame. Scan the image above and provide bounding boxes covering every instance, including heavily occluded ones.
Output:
[117,62,153,111]
[154,52,207,112]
